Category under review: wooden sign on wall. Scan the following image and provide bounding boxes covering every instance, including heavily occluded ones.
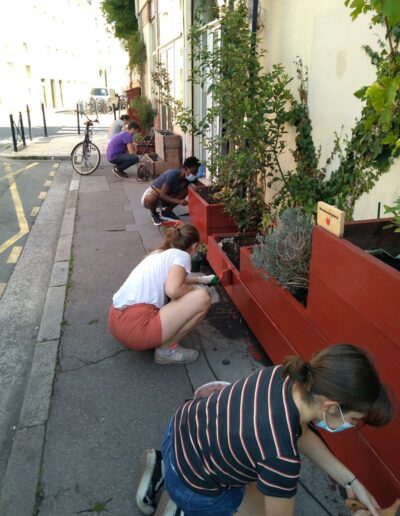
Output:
[317,201,345,237]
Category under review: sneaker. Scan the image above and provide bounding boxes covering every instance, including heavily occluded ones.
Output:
[113,166,128,178]
[154,491,182,516]
[151,212,162,226]
[154,344,199,365]
[135,449,164,515]
[161,209,180,221]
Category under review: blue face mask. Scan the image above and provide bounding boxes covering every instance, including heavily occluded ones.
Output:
[186,173,197,183]
[314,405,355,433]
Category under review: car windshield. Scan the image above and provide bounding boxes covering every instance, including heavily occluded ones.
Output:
[91,88,108,96]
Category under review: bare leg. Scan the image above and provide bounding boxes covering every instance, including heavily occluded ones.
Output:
[159,288,211,346]
[236,484,264,516]
[143,190,161,215]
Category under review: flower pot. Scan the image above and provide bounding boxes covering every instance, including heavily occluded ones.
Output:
[188,187,238,244]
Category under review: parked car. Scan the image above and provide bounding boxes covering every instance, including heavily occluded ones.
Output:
[87,88,120,113]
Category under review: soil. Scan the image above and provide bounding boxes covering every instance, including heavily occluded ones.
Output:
[196,186,224,205]
[219,234,257,269]
[367,250,400,272]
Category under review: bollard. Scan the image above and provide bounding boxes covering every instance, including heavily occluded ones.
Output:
[76,103,80,135]
[10,114,18,152]
[19,112,26,146]
[112,103,116,120]
[26,105,32,140]
[41,102,48,137]
[94,99,99,119]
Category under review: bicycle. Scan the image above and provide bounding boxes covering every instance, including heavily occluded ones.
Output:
[71,114,101,175]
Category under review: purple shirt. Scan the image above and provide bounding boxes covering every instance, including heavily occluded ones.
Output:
[106,131,133,160]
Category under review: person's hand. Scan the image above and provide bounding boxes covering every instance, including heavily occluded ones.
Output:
[180,199,188,206]
[198,275,219,285]
[346,480,380,516]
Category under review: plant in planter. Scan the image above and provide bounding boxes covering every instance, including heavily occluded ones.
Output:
[186,0,293,233]
[384,196,400,233]
[252,208,313,304]
[191,243,208,272]
[130,96,156,135]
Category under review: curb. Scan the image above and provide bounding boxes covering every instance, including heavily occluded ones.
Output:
[0,173,79,516]
[0,154,72,161]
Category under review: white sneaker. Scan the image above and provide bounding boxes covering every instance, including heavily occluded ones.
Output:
[154,344,199,365]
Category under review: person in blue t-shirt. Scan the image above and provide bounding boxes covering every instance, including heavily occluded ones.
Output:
[141,156,200,226]
[106,121,141,178]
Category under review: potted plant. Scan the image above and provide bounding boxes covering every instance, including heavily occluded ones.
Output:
[130,95,156,154]
[185,0,293,243]
[151,61,182,164]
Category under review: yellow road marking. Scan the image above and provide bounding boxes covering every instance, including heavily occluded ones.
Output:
[49,171,55,177]
[0,283,6,298]
[38,191,47,200]
[7,246,22,264]
[0,175,29,255]
[44,180,52,187]
[31,206,40,217]
[24,162,39,171]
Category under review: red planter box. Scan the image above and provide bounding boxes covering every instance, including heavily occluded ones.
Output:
[188,187,237,243]
[207,226,400,504]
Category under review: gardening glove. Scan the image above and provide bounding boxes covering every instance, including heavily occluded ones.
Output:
[198,275,220,286]
[193,284,220,304]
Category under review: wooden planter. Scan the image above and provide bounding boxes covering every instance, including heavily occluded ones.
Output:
[154,130,182,165]
[207,225,400,504]
[188,187,238,243]
[135,142,155,155]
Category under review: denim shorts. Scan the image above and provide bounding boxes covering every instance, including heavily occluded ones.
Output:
[161,418,245,516]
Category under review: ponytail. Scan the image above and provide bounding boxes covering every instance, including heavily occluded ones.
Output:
[157,223,200,252]
[282,344,395,427]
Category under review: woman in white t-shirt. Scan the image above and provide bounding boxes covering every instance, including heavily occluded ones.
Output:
[108,224,215,364]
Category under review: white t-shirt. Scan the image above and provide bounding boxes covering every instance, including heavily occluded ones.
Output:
[112,248,191,309]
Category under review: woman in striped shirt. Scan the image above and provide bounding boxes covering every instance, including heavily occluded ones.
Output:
[136,344,394,516]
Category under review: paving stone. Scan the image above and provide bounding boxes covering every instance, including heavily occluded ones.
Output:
[59,207,76,236]
[49,261,68,287]
[54,234,73,262]
[37,286,66,342]
[18,340,59,428]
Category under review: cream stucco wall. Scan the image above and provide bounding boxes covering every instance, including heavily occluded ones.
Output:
[260,0,400,219]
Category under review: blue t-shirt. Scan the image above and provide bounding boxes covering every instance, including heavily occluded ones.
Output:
[107,131,134,160]
[152,168,181,194]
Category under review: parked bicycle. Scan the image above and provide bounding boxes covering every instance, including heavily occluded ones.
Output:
[71,114,101,175]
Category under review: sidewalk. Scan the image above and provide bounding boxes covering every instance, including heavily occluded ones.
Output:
[0,136,350,515]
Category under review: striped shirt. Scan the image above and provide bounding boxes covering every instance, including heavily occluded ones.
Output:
[172,366,302,498]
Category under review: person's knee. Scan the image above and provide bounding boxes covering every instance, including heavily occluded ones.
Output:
[194,287,212,311]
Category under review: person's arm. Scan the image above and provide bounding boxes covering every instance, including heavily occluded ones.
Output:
[165,265,195,300]
[263,495,295,516]
[297,425,380,516]
[127,142,137,154]
[158,183,187,205]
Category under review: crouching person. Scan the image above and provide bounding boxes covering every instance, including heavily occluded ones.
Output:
[135,344,395,515]
[108,224,213,364]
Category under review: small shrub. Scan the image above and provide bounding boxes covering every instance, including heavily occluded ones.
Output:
[252,208,313,292]
[130,96,156,133]
[384,197,400,233]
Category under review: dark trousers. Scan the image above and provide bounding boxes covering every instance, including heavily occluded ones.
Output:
[110,153,139,172]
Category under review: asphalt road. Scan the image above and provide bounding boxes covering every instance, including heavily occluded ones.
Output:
[0,158,60,297]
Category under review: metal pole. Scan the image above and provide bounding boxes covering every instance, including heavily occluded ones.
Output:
[19,112,26,146]
[112,103,116,120]
[94,99,99,119]
[76,103,81,135]
[10,114,17,152]
[41,102,48,137]
[26,105,32,140]
[377,201,381,219]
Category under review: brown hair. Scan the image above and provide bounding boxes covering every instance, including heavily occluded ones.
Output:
[282,344,395,427]
[157,224,200,252]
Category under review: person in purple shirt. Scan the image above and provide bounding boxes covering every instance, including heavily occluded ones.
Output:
[106,121,141,178]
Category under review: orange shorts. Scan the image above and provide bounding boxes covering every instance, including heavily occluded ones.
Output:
[107,304,162,351]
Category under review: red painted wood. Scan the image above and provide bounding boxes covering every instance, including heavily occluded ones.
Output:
[310,226,400,345]
[188,187,237,243]
[207,231,400,504]
[240,247,327,358]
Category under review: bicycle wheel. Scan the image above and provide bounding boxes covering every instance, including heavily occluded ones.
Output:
[71,142,101,175]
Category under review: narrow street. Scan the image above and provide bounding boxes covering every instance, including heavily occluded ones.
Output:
[0,159,60,298]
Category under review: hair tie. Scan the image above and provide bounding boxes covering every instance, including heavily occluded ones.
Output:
[302,362,312,383]
[305,362,312,374]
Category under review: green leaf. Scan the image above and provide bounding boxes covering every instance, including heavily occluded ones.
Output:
[380,0,400,25]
